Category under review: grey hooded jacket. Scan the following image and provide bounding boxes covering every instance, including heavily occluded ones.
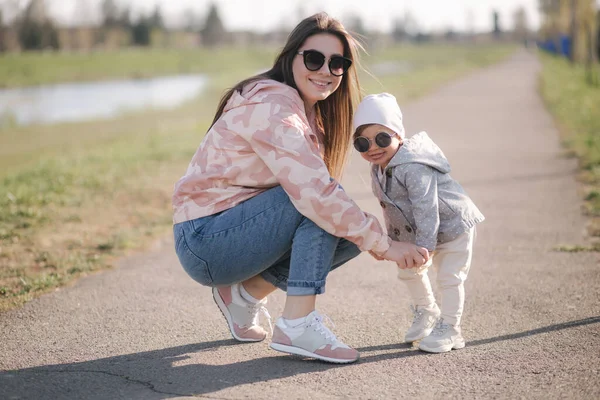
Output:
[371,131,485,251]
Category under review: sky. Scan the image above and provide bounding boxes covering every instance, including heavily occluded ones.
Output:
[0,0,555,33]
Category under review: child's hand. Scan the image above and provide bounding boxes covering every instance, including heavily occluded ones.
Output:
[399,250,433,273]
[368,250,385,261]
[383,241,429,269]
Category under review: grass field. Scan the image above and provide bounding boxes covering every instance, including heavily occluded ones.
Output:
[538,53,600,242]
[0,43,515,311]
[0,47,277,88]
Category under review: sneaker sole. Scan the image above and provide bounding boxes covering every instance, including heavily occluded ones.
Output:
[404,310,441,343]
[404,327,435,343]
[418,340,466,353]
[269,342,359,364]
[212,287,265,343]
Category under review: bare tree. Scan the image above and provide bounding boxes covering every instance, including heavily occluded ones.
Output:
[393,11,420,42]
[183,8,201,32]
[73,0,96,27]
[0,8,5,52]
[597,9,600,61]
[492,10,502,38]
[345,14,366,38]
[465,9,475,37]
[569,0,578,62]
[101,0,120,27]
[149,5,163,30]
[513,7,530,43]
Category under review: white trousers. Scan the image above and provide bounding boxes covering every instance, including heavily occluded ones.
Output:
[397,228,475,326]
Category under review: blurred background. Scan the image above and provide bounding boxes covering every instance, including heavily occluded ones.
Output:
[0,0,599,311]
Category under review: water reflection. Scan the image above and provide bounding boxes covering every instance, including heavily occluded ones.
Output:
[0,74,208,126]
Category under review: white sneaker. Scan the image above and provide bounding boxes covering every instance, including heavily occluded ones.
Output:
[269,311,359,364]
[418,318,465,353]
[404,304,440,343]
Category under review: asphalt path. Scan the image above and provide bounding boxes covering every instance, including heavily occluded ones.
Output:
[1,49,599,399]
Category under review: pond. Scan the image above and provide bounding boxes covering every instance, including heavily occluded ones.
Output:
[0,74,208,126]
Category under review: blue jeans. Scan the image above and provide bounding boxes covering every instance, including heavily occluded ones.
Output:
[173,186,361,296]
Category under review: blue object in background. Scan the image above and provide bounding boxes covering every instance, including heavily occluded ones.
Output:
[537,34,572,58]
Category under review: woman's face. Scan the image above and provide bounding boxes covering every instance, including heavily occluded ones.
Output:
[293,33,345,111]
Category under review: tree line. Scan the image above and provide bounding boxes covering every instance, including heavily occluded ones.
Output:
[0,0,227,51]
[537,0,599,84]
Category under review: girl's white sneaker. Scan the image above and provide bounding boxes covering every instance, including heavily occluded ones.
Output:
[404,304,440,343]
[418,318,465,353]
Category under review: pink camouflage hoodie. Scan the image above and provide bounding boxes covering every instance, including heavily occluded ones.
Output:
[172,79,391,254]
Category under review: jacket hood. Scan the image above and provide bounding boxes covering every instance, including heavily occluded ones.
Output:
[223,79,305,113]
[387,131,450,173]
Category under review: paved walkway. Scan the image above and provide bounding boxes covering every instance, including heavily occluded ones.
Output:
[1,50,599,399]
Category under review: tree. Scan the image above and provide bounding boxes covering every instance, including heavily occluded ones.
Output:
[597,10,600,60]
[0,9,5,52]
[149,5,164,30]
[538,0,597,63]
[181,8,200,32]
[201,3,226,47]
[539,0,561,16]
[73,0,95,27]
[346,15,366,38]
[131,16,150,46]
[569,0,578,62]
[492,10,502,38]
[17,0,59,50]
[392,18,407,42]
[393,11,420,42]
[117,6,131,29]
[513,7,530,43]
[101,0,120,27]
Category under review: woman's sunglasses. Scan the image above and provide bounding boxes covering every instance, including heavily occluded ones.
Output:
[353,132,393,153]
[297,50,352,77]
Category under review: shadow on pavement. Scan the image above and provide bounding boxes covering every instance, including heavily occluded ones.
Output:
[2,316,598,399]
[358,315,600,357]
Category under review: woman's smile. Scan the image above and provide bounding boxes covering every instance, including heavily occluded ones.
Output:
[309,78,332,90]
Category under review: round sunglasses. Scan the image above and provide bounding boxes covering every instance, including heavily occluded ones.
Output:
[353,132,393,153]
[297,50,353,77]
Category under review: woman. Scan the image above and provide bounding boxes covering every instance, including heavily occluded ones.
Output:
[172,12,429,364]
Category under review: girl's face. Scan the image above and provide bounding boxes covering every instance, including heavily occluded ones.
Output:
[357,124,402,168]
[293,33,345,111]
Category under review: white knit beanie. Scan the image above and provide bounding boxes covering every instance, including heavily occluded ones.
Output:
[353,93,405,139]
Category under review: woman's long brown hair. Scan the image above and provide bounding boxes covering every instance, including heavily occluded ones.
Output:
[209,12,363,180]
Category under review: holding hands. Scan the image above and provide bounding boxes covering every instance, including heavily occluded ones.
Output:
[370,240,429,269]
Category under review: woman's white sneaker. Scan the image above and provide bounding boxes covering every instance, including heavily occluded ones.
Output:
[269,311,359,364]
[418,318,465,353]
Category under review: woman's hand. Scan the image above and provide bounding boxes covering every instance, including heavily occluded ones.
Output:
[381,240,430,269]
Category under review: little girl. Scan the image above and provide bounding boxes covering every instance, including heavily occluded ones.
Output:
[353,93,485,353]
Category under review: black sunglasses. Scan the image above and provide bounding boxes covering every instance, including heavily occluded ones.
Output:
[353,132,393,153]
[297,50,352,77]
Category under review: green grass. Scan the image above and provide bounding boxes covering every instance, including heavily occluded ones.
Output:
[0,43,515,311]
[0,47,279,88]
[538,53,600,234]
